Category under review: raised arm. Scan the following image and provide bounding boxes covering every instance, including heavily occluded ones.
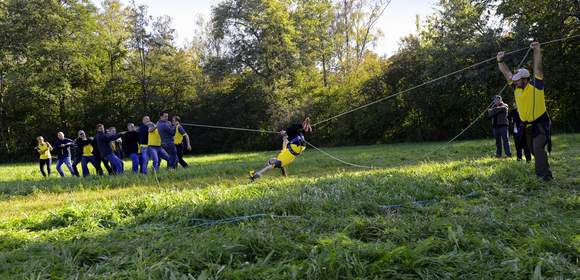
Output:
[497,51,513,82]
[531,41,543,79]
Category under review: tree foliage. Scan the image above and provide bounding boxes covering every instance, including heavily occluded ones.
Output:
[0,0,578,161]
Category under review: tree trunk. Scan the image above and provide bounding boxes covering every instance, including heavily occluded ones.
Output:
[0,71,8,154]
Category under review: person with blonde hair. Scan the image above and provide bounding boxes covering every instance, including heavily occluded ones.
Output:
[35,136,53,177]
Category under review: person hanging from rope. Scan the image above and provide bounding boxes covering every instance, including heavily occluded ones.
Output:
[249,117,312,181]
[497,41,553,181]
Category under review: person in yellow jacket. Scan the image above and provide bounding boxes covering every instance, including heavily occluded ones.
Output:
[172,116,192,168]
[35,136,53,177]
[249,117,312,181]
[497,41,552,181]
[144,117,170,172]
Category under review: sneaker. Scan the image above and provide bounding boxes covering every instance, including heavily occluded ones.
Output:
[517,158,522,161]
[280,167,287,177]
[249,170,257,182]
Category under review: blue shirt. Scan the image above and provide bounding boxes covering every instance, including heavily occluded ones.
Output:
[95,132,122,158]
[156,120,176,145]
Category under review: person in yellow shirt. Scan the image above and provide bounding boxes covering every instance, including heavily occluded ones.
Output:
[74,130,97,177]
[249,117,312,181]
[144,117,170,172]
[35,136,53,177]
[497,41,552,181]
[172,116,191,168]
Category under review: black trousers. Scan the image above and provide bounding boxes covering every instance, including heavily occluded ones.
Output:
[525,122,552,178]
[176,142,188,168]
[94,154,113,175]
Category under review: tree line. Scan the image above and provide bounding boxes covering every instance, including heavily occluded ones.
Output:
[0,0,578,162]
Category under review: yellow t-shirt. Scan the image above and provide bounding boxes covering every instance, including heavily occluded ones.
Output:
[174,126,186,145]
[514,78,546,122]
[82,144,93,157]
[148,128,162,147]
[37,143,51,160]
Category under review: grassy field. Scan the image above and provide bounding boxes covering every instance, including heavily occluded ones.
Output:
[0,134,579,279]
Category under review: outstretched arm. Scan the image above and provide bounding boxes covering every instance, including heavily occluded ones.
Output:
[531,41,543,79]
[497,51,513,82]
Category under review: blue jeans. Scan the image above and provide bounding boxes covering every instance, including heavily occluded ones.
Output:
[81,156,96,177]
[162,143,178,168]
[128,153,140,173]
[493,126,512,157]
[148,146,170,171]
[140,146,149,174]
[104,154,124,174]
[56,156,75,177]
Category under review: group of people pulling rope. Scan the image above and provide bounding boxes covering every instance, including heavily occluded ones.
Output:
[35,36,578,181]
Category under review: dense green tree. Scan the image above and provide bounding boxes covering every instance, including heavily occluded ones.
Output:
[0,0,578,161]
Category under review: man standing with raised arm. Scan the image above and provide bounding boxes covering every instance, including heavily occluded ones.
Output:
[497,41,553,181]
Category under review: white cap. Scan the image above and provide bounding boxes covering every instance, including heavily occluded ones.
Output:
[511,68,530,81]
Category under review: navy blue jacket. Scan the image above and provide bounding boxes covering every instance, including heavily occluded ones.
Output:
[285,124,306,146]
[95,132,122,158]
[54,138,74,158]
[157,120,176,145]
[138,124,149,145]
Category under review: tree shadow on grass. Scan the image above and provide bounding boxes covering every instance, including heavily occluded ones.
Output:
[1,160,577,279]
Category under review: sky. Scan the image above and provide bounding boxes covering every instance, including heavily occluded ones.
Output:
[91,0,437,57]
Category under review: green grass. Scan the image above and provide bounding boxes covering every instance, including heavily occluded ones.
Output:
[0,134,579,279]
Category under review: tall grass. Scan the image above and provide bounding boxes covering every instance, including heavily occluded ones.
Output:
[0,135,579,279]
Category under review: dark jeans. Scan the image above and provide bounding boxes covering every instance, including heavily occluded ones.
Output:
[493,126,511,157]
[128,153,140,173]
[81,156,96,177]
[176,142,188,168]
[94,155,113,176]
[39,159,52,177]
[162,143,178,169]
[147,146,170,172]
[525,122,552,178]
[513,130,531,161]
[104,154,124,175]
[72,156,82,176]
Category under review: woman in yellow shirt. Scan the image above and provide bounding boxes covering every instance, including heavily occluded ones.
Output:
[35,136,53,177]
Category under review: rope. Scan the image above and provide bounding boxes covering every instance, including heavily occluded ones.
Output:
[421,47,533,160]
[311,34,580,127]
[174,35,578,170]
[305,47,533,169]
[181,122,278,134]
[304,139,376,169]
[191,214,300,227]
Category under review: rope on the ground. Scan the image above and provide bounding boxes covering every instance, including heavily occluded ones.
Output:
[181,122,278,134]
[311,34,580,127]
[191,214,300,227]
